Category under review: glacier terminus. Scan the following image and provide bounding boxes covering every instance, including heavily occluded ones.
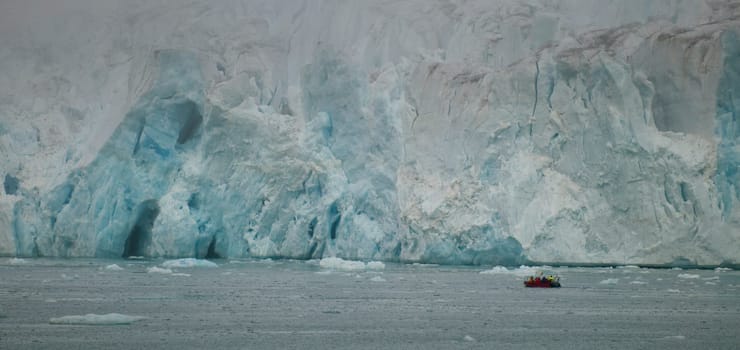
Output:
[1,0,739,267]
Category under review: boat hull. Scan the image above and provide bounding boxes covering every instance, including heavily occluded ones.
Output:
[524,280,561,288]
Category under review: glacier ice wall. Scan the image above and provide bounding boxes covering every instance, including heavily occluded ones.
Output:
[1,0,739,266]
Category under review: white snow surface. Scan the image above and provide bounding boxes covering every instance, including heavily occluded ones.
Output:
[49,313,147,325]
[1,0,739,267]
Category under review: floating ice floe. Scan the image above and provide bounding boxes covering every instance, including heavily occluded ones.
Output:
[479,265,539,277]
[8,258,27,265]
[162,258,218,268]
[49,313,146,325]
[479,266,510,274]
[104,264,124,271]
[366,261,386,270]
[369,276,386,282]
[629,280,647,285]
[318,257,385,271]
[147,266,173,274]
[660,335,686,340]
[677,274,700,279]
[599,278,619,284]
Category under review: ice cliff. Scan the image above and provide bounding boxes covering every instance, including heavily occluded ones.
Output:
[1,0,739,266]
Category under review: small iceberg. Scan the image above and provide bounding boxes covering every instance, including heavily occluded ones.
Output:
[49,313,146,325]
[162,258,218,268]
[104,264,124,271]
[366,261,386,270]
[8,258,27,265]
[480,265,539,277]
[147,266,173,274]
[318,257,385,271]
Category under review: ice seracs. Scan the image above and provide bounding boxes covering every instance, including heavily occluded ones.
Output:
[0,0,739,267]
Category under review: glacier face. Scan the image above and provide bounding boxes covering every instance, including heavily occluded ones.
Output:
[1,0,739,266]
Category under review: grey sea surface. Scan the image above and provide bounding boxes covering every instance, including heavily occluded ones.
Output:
[1,258,738,349]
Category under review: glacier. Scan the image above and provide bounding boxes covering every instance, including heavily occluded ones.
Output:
[1,0,739,266]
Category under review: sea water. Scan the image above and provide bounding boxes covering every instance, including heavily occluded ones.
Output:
[1,258,738,349]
